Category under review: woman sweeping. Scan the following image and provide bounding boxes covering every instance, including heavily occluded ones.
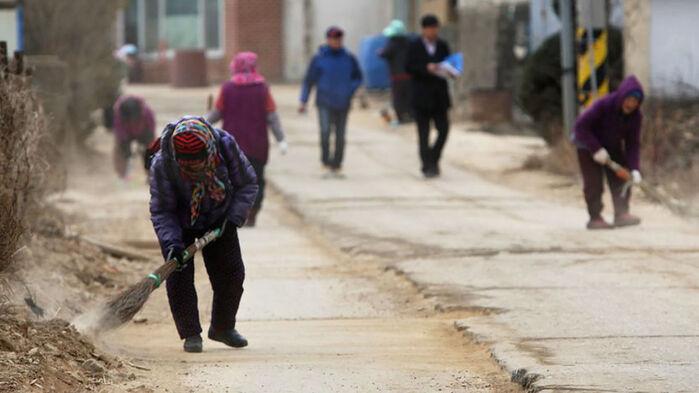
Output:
[149,117,258,352]
[207,52,287,226]
[573,75,644,230]
[112,95,156,179]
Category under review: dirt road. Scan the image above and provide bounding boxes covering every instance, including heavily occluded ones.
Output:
[59,86,521,392]
[62,83,699,392]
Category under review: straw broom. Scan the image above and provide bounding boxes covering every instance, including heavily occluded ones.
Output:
[95,227,223,331]
[606,160,690,215]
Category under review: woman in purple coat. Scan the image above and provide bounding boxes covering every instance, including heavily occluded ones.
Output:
[112,95,156,179]
[149,117,258,352]
[207,52,286,226]
[573,75,644,230]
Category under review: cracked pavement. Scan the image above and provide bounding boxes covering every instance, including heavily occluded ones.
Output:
[262,86,699,392]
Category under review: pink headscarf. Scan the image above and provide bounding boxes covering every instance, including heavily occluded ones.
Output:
[230,52,265,85]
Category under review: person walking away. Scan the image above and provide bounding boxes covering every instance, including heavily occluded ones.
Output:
[573,75,644,230]
[207,52,287,226]
[149,117,258,352]
[380,20,413,124]
[299,26,363,175]
[406,15,452,178]
[113,95,156,179]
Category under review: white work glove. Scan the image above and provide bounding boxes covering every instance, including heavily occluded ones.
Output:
[278,140,288,155]
[631,170,642,185]
[592,148,610,165]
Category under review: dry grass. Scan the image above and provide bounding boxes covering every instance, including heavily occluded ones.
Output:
[0,77,48,285]
[523,139,578,176]
[637,99,699,205]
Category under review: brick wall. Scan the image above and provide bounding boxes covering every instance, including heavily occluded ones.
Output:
[224,0,284,81]
[133,0,284,84]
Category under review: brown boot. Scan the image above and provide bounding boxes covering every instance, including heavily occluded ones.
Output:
[587,217,614,230]
[245,208,259,227]
[614,213,641,228]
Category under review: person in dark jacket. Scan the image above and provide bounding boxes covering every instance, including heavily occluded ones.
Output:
[112,95,156,179]
[406,14,451,178]
[207,51,287,227]
[573,75,644,230]
[149,117,258,353]
[380,20,413,123]
[299,26,363,174]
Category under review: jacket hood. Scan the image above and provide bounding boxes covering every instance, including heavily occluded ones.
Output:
[614,75,644,110]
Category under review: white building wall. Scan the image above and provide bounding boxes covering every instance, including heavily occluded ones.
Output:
[313,0,392,57]
[0,9,17,54]
[649,0,699,97]
[283,0,393,81]
[529,0,624,51]
[283,0,307,81]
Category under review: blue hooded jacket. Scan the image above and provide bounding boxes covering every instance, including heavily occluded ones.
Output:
[300,45,363,110]
[149,119,258,257]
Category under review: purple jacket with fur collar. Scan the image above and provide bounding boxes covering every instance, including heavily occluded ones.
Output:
[149,123,258,257]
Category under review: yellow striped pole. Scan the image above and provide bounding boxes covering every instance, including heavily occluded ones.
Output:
[576,27,609,107]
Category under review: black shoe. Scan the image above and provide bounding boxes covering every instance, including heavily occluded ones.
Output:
[422,168,438,178]
[208,328,248,348]
[183,335,203,353]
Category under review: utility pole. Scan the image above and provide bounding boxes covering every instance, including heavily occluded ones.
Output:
[559,0,577,136]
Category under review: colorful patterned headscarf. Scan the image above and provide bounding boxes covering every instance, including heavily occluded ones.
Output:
[230,52,266,85]
[172,118,227,225]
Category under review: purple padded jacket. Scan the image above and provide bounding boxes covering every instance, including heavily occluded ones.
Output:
[572,75,644,170]
[149,123,258,257]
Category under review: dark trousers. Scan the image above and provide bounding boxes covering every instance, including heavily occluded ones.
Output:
[113,129,155,177]
[166,227,245,339]
[414,108,450,172]
[577,148,631,219]
[318,106,349,168]
[248,158,265,210]
[391,78,412,123]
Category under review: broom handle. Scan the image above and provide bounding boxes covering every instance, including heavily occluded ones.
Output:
[605,159,632,182]
[147,226,224,288]
[181,227,222,261]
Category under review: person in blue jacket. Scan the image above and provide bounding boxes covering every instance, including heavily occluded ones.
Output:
[299,26,363,174]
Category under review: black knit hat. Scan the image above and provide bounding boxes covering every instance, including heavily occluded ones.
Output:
[421,14,440,28]
[326,26,344,38]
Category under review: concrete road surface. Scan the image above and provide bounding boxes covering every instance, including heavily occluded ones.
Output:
[63,85,519,392]
[78,84,697,392]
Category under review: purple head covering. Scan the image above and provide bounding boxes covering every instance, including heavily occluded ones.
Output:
[230,52,266,85]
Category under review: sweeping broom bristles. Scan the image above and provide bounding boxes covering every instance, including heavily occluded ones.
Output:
[96,260,177,331]
[89,227,222,332]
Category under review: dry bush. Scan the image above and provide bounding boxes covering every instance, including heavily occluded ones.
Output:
[639,99,699,199]
[523,139,578,176]
[23,0,123,144]
[0,77,48,278]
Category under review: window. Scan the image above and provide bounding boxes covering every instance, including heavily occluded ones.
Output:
[204,0,220,49]
[121,0,223,55]
[164,0,200,49]
[124,0,139,46]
